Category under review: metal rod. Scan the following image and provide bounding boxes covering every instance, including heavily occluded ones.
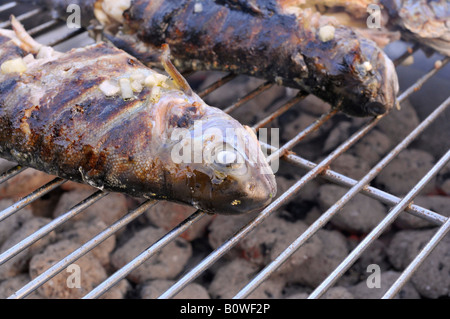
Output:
[397,57,449,103]
[307,97,450,299]
[312,149,450,299]
[27,19,59,36]
[83,210,205,299]
[159,116,382,299]
[280,151,447,225]
[235,96,450,299]
[266,108,340,164]
[394,44,419,67]
[382,206,450,299]
[261,136,446,225]
[8,200,157,299]
[223,81,273,114]
[0,191,108,266]
[0,2,16,13]
[197,73,237,98]
[0,8,41,28]
[0,165,25,184]
[252,92,308,131]
[0,177,66,223]
[47,28,85,47]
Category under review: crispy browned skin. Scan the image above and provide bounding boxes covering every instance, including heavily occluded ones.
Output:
[0,25,277,215]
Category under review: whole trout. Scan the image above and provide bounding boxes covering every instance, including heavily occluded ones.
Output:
[0,17,277,215]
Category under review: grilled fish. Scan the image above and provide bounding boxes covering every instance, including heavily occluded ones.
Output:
[284,0,450,56]
[381,0,450,57]
[0,17,277,215]
[18,0,399,117]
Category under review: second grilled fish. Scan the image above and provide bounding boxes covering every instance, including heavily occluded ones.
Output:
[18,0,399,117]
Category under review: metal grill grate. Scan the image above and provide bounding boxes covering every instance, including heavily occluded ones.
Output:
[0,2,449,299]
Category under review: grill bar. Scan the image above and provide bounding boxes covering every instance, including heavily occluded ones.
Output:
[223,81,273,114]
[0,8,41,28]
[0,165,25,184]
[8,200,157,299]
[0,190,109,265]
[83,210,206,299]
[236,95,450,299]
[253,92,308,131]
[266,108,340,164]
[27,19,58,36]
[312,148,450,299]
[46,28,86,47]
[198,73,238,98]
[0,1,16,13]
[0,177,66,223]
[279,152,447,225]
[382,204,450,299]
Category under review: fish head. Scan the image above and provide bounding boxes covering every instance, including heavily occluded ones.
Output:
[337,37,399,117]
[168,104,277,215]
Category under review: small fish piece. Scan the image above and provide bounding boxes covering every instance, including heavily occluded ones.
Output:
[280,0,402,48]
[381,0,450,57]
[284,0,450,56]
[280,0,374,19]
[0,17,277,215]
[18,0,399,117]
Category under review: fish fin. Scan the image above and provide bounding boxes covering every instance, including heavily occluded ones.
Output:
[244,125,258,138]
[161,44,193,96]
[10,15,43,54]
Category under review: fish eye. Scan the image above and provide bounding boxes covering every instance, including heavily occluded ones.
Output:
[216,150,237,166]
[213,147,245,170]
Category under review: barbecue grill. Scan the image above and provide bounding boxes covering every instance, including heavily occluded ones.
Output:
[0,1,449,299]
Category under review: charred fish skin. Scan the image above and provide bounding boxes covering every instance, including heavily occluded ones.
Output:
[0,19,277,215]
[111,0,399,117]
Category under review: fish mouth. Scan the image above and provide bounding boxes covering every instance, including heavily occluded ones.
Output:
[367,51,399,116]
[187,165,277,215]
[230,169,277,215]
[343,51,399,117]
[364,101,388,116]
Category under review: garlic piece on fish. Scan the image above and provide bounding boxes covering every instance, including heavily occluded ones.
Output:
[318,25,335,42]
[99,80,120,96]
[1,58,27,74]
[119,78,134,99]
